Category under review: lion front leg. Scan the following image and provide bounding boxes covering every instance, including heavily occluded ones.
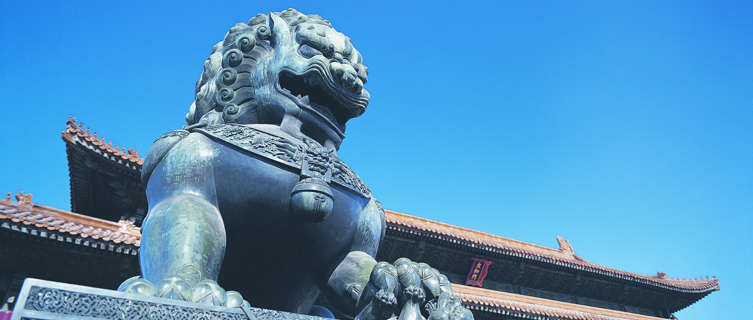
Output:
[117,132,244,307]
[118,193,242,307]
[141,193,225,286]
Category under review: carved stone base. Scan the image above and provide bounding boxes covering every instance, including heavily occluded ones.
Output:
[11,278,332,320]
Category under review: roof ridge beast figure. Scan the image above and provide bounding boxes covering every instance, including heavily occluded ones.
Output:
[118,9,473,320]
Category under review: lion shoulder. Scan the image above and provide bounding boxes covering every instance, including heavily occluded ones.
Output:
[141,130,190,184]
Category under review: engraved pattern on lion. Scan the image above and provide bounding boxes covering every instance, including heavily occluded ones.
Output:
[187,8,370,141]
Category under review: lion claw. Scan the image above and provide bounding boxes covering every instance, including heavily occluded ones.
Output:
[117,275,245,308]
[118,275,156,296]
[375,289,398,306]
[157,276,192,301]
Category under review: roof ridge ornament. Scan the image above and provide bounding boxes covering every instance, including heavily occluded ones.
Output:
[116,218,141,235]
[556,236,574,255]
[62,116,145,166]
[14,191,33,207]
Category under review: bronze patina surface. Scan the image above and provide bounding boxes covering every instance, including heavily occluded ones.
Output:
[119,8,473,320]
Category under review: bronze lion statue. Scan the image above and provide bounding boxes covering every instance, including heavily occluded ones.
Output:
[118,9,472,320]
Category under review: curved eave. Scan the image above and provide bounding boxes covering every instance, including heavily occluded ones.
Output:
[61,117,144,169]
[453,284,668,320]
[385,210,719,296]
[62,117,146,220]
[0,199,141,253]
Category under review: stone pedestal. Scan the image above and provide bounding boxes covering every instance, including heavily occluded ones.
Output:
[11,278,330,320]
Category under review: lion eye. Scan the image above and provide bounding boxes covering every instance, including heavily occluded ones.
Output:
[298,44,323,58]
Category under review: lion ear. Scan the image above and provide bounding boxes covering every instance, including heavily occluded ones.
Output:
[186,101,197,125]
[268,12,294,50]
[268,11,275,30]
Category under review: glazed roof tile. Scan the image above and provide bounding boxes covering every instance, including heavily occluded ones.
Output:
[0,197,141,252]
[62,117,143,168]
[453,284,665,320]
[385,210,719,293]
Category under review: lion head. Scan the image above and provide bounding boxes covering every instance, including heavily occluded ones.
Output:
[186,9,370,148]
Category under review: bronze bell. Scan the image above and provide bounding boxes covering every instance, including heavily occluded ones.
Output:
[290,177,334,222]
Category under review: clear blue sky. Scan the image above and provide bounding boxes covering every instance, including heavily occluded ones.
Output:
[1,1,750,318]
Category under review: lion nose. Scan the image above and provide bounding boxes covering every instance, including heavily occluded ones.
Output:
[355,64,368,84]
[330,62,363,94]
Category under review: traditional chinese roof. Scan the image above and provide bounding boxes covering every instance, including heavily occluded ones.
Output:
[61,117,144,168]
[0,196,140,255]
[385,210,720,294]
[453,284,666,320]
[56,117,717,316]
[62,117,147,223]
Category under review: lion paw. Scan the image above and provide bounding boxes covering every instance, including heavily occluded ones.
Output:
[118,275,245,308]
[118,275,156,296]
[357,258,473,320]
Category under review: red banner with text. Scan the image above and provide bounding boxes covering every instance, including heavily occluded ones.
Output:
[465,258,492,287]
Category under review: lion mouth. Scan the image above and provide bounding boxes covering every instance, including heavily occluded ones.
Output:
[278,68,368,130]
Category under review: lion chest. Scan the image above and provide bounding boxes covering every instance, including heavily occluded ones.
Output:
[196,124,371,272]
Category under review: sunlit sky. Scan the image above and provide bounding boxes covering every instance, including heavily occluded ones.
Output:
[1,1,751,318]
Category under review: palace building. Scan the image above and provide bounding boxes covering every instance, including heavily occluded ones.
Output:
[0,118,720,320]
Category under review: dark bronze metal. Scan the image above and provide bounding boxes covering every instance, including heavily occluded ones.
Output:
[120,8,472,320]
